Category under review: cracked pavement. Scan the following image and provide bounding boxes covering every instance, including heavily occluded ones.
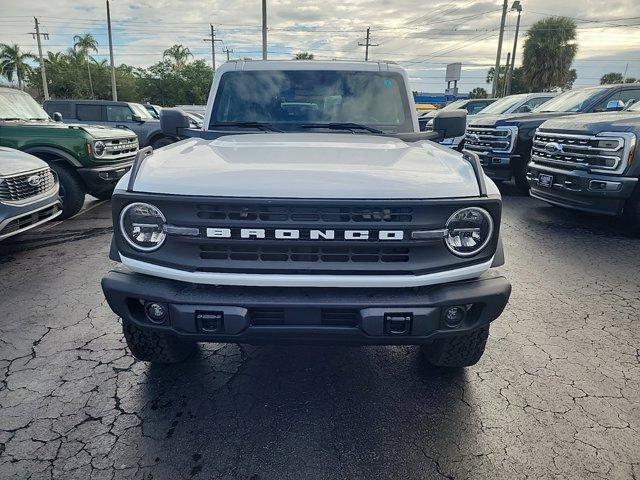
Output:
[0,189,638,479]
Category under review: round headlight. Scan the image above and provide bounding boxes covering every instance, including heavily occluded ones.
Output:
[119,203,166,251]
[444,207,493,257]
[94,141,106,157]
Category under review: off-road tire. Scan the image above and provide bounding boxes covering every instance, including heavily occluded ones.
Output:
[122,320,196,364]
[421,325,490,368]
[151,137,174,150]
[513,160,530,194]
[90,188,115,201]
[50,163,86,219]
[622,185,640,236]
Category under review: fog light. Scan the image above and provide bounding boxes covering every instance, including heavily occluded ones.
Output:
[443,306,466,328]
[145,302,167,324]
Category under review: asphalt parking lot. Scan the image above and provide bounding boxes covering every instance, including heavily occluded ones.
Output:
[0,188,638,480]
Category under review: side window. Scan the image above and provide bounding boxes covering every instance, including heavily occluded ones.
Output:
[106,105,134,122]
[593,90,640,112]
[76,104,102,121]
[45,102,72,117]
[466,102,487,115]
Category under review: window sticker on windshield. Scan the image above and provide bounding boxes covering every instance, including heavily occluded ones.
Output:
[383,79,393,88]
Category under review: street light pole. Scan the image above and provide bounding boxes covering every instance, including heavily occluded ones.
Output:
[506,1,522,96]
[262,0,267,60]
[106,0,117,101]
[491,0,509,98]
[203,25,222,72]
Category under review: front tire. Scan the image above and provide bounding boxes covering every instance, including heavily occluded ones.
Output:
[513,160,530,194]
[622,185,640,236]
[90,188,115,201]
[122,320,196,364]
[421,325,490,368]
[49,163,86,219]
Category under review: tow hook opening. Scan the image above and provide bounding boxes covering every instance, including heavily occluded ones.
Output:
[196,311,224,333]
[383,313,413,335]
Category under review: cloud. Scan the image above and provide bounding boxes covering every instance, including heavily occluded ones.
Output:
[1,0,639,92]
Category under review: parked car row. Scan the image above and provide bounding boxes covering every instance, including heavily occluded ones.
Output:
[463,84,640,230]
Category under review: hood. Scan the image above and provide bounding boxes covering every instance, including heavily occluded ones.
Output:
[538,111,640,135]
[127,133,481,199]
[469,111,575,128]
[0,147,48,177]
[1,121,137,139]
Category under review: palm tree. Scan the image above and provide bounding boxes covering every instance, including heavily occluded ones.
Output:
[0,43,36,90]
[73,34,98,98]
[294,52,314,60]
[521,17,577,92]
[163,45,193,69]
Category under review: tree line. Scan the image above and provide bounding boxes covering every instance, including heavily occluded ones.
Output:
[0,37,214,106]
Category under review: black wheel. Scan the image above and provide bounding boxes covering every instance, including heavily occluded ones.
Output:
[151,137,174,149]
[122,320,196,364]
[622,185,640,236]
[421,325,490,368]
[49,162,86,219]
[513,160,530,194]
[90,188,115,201]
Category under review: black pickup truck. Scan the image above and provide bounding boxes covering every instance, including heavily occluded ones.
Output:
[527,101,639,229]
[464,84,640,192]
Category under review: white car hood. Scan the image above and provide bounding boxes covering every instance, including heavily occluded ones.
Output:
[0,147,48,177]
[128,133,481,199]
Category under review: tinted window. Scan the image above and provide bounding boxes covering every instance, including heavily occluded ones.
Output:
[211,70,413,132]
[76,104,102,121]
[466,102,491,115]
[593,89,640,112]
[106,105,134,122]
[45,102,72,117]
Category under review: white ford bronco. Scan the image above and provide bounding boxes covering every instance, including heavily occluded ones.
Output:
[102,60,511,368]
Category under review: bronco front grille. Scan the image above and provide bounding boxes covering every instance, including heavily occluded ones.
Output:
[532,131,634,172]
[0,168,57,202]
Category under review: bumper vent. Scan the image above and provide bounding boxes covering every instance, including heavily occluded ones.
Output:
[0,168,56,202]
[0,204,59,237]
[249,308,360,327]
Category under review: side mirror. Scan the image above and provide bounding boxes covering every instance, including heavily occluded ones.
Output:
[52,112,62,122]
[132,114,144,123]
[606,100,625,111]
[431,109,467,140]
[160,108,191,138]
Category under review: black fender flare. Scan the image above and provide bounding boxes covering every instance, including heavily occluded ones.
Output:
[23,146,83,168]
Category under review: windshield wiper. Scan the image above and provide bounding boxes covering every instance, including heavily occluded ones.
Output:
[300,122,385,134]
[0,118,23,121]
[210,121,282,132]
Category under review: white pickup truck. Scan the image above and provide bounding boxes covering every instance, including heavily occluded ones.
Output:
[101,60,511,368]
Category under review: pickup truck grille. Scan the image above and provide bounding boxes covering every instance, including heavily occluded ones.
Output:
[464,126,515,157]
[0,168,57,202]
[116,197,502,276]
[532,131,632,172]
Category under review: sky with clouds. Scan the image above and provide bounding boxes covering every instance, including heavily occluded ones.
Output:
[1,0,640,93]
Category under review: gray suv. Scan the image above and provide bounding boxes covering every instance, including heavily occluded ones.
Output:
[43,100,174,149]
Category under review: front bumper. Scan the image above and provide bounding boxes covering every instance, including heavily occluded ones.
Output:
[527,161,638,216]
[467,151,516,182]
[102,270,511,345]
[77,158,134,194]
[0,198,62,241]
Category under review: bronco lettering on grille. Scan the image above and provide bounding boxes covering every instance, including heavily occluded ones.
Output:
[206,228,405,241]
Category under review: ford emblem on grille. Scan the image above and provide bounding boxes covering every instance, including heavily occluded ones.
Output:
[27,174,42,187]
[544,142,563,154]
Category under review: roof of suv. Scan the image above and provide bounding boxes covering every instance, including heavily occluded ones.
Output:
[43,99,134,106]
[220,59,405,73]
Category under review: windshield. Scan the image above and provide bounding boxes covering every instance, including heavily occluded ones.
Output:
[442,99,467,111]
[0,89,50,121]
[627,101,640,112]
[210,70,413,133]
[532,88,608,113]
[130,103,154,119]
[478,95,526,114]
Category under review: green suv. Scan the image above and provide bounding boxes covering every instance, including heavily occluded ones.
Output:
[0,87,139,219]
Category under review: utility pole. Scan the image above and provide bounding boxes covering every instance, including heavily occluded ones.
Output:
[223,47,234,62]
[203,25,223,72]
[491,0,509,98]
[502,52,511,97]
[358,27,379,61]
[31,17,49,99]
[506,1,522,96]
[106,0,117,100]
[262,0,267,60]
